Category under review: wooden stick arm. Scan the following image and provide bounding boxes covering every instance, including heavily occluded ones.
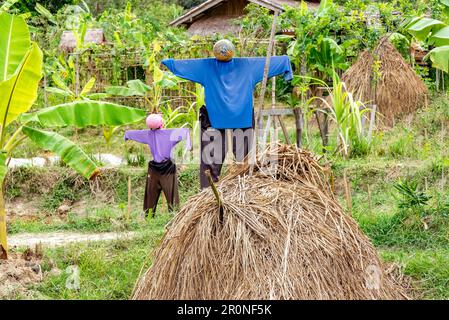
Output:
[205,170,222,210]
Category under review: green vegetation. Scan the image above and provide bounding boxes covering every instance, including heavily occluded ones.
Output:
[1,0,449,300]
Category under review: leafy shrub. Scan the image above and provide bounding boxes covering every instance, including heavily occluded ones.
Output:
[394,179,431,209]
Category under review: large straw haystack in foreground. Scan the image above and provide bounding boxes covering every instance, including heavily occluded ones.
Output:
[133,145,408,300]
[342,39,428,126]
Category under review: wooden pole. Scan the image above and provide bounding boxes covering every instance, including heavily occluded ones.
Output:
[343,170,353,216]
[205,170,223,221]
[322,112,329,149]
[367,184,372,213]
[293,108,303,148]
[277,116,291,145]
[256,10,279,143]
[43,74,49,107]
[127,176,131,222]
[368,104,377,141]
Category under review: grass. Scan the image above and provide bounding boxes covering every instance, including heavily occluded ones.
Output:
[29,216,170,300]
[8,208,144,235]
[381,249,449,299]
[5,94,449,299]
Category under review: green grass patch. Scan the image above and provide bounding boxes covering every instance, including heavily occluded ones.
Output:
[381,248,449,299]
[30,219,169,300]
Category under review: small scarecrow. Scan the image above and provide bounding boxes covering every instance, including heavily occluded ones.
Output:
[124,114,191,217]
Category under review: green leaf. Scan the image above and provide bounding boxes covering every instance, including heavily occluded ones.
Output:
[425,46,449,73]
[80,77,96,96]
[0,12,31,81]
[45,86,73,97]
[127,79,150,95]
[430,26,449,46]
[0,42,43,127]
[22,126,99,179]
[407,17,446,42]
[154,77,177,89]
[316,0,332,17]
[389,32,410,45]
[86,93,110,100]
[103,126,119,145]
[35,3,56,24]
[51,72,72,92]
[22,100,147,128]
[105,85,142,96]
[0,150,7,182]
[0,0,19,13]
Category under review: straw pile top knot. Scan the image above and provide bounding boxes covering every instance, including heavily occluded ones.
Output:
[133,144,408,300]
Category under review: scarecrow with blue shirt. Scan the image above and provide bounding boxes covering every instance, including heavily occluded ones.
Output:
[162,40,293,189]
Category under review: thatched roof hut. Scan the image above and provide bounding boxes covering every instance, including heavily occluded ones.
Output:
[59,29,107,52]
[170,0,321,36]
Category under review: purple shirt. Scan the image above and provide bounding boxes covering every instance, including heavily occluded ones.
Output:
[124,128,192,163]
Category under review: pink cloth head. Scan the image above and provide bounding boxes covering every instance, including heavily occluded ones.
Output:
[146,114,164,129]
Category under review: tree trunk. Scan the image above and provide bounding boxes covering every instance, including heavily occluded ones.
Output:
[0,181,8,259]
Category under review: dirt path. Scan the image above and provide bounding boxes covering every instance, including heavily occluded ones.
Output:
[9,231,137,248]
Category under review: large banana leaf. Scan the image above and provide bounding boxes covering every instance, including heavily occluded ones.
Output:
[127,79,150,94]
[21,100,146,128]
[22,126,99,179]
[407,18,446,42]
[425,46,449,73]
[316,0,332,17]
[106,79,150,97]
[430,26,449,46]
[0,42,43,127]
[0,12,31,81]
[105,85,143,96]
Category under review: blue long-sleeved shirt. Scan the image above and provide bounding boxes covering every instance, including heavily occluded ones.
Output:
[162,56,293,129]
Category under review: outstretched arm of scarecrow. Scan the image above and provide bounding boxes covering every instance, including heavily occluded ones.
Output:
[169,128,193,151]
[162,58,206,85]
[179,128,193,151]
[252,56,293,84]
[124,130,150,145]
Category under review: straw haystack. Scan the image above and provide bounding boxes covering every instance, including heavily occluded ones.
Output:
[132,144,407,300]
[342,39,428,126]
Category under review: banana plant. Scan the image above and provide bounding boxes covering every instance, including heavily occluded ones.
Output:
[109,41,180,111]
[105,75,179,112]
[46,75,108,101]
[0,0,19,12]
[0,12,147,259]
[405,1,449,72]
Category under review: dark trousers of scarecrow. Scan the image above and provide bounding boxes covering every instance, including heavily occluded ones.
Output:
[199,106,254,189]
[144,160,179,217]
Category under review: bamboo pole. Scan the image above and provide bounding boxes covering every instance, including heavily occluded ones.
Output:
[293,108,304,148]
[205,170,223,221]
[43,74,49,108]
[368,104,377,141]
[127,176,132,222]
[277,116,291,145]
[256,10,279,143]
[343,170,353,216]
[367,184,372,213]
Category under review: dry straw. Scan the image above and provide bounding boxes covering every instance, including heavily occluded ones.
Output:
[342,38,428,127]
[133,144,408,300]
